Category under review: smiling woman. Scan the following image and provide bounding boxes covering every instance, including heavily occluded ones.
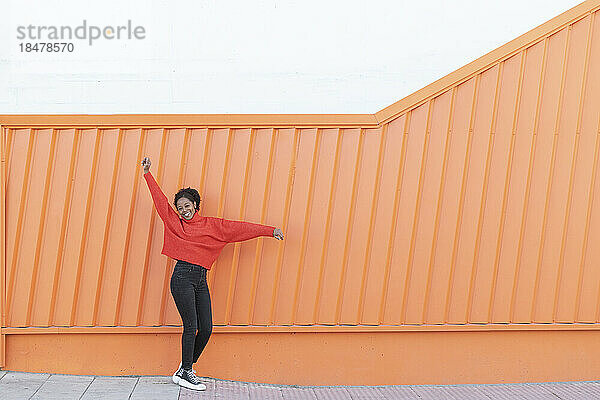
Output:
[174,187,201,221]
[140,156,284,391]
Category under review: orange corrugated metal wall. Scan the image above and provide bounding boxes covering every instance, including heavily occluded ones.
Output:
[3,2,600,384]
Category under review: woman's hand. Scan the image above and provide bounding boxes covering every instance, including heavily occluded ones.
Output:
[273,228,284,240]
[141,157,151,174]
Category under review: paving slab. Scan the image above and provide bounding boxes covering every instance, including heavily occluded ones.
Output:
[477,383,560,399]
[0,371,50,400]
[248,383,284,399]
[129,376,180,400]
[79,376,138,400]
[280,385,318,399]
[346,386,390,400]
[213,379,250,399]
[0,371,7,381]
[540,382,600,400]
[375,385,420,400]
[476,384,521,400]
[412,384,492,399]
[30,374,94,400]
[312,386,351,400]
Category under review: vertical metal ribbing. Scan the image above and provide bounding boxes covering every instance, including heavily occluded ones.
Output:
[2,126,11,347]
[510,139,539,322]
[26,129,58,326]
[198,129,212,203]
[248,128,278,325]
[291,129,321,324]
[114,129,147,325]
[379,116,411,324]
[208,128,234,292]
[159,128,191,325]
[4,129,13,192]
[70,128,103,326]
[553,138,578,317]
[575,14,597,322]
[531,28,571,323]
[136,128,168,326]
[594,114,600,322]
[444,76,480,323]
[466,63,504,323]
[49,129,81,326]
[91,129,124,326]
[269,128,299,325]
[2,125,10,354]
[552,25,577,322]
[198,128,212,284]
[1,127,7,346]
[224,128,256,325]
[509,37,549,323]
[489,51,527,322]
[6,130,35,325]
[356,125,387,324]
[400,101,434,324]
[422,88,456,324]
[590,132,600,320]
[217,128,234,217]
[334,128,365,325]
[2,126,12,338]
[314,128,343,323]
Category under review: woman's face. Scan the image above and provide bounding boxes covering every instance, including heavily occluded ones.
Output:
[176,197,197,220]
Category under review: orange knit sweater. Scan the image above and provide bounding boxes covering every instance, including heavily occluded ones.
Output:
[143,171,275,269]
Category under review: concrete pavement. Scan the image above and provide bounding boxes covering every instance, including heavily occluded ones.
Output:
[2,369,600,399]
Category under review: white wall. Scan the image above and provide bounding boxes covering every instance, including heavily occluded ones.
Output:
[0,0,582,114]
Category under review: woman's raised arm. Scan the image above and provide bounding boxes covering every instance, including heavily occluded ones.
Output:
[141,157,180,226]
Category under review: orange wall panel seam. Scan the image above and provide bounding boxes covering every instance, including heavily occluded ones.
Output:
[1,125,6,368]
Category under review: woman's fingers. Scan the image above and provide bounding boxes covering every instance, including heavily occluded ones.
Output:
[141,157,151,169]
[273,228,284,240]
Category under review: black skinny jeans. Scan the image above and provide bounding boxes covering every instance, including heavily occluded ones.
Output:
[170,260,213,370]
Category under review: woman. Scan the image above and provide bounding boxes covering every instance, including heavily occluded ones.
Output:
[141,156,284,391]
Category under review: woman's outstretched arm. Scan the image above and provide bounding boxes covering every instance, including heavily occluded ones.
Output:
[215,218,284,243]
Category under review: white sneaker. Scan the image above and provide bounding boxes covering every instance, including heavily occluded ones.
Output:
[172,362,196,384]
[178,368,206,391]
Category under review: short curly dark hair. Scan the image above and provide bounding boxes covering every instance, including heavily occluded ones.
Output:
[173,187,201,211]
